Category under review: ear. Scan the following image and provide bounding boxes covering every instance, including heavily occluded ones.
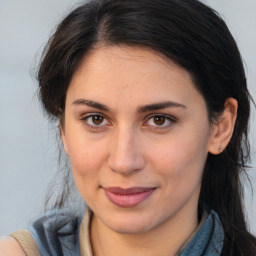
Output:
[60,125,69,155]
[208,98,238,155]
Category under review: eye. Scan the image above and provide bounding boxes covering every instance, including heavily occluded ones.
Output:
[88,115,105,125]
[145,114,177,128]
[151,116,166,126]
[81,114,110,130]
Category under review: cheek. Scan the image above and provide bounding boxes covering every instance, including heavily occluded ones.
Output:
[65,134,108,195]
[150,130,209,183]
[65,123,106,170]
[149,133,209,213]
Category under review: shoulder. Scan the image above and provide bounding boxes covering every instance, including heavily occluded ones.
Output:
[0,236,26,256]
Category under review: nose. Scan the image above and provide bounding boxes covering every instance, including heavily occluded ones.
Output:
[108,127,146,175]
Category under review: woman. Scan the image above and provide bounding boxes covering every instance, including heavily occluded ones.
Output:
[1,0,256,255]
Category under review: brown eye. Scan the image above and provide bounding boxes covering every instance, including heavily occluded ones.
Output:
[92,115,104,125]
[83,114,109,128]
[153,116,166,126]
[145,114,176,129]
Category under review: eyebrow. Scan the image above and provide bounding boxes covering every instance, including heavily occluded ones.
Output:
[137,101,186,113]
[72,99,186,113]
[72,99,110,111]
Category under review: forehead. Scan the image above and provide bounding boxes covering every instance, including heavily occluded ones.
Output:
[70,46,192,89]
[84,45,176,66]
[76,45,187,77]
[67,45,206,113]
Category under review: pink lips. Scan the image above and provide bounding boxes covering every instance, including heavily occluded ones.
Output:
[103,187,156,207]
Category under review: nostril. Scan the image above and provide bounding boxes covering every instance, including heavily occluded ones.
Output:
[109,162,135,175]
[109,157,146,176]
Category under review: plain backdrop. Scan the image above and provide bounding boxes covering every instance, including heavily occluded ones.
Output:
[0,0,256,235]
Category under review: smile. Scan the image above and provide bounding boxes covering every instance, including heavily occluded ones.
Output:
[103,187,156,208]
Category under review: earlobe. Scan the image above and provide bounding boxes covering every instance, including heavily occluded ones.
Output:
[60,126,69,155]
[208,98,238,155]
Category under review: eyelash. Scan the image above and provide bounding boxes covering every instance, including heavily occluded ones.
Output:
[143,114,177,129]
[80,113,177,131]
[80,114,110,131]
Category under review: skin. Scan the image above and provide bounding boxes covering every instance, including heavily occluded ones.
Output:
[0,237,26,255]
[0,46,237,255]
[61,46,237,256]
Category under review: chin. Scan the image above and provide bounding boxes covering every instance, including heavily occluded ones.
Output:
[103,212,156,234]
[109,222,151,235]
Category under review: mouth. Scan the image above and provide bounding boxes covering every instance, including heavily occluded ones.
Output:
[103,187,156,208]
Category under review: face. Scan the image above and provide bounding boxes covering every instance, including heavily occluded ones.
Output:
[62,46,216,234]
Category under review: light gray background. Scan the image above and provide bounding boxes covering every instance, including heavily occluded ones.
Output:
[0,0,256,235]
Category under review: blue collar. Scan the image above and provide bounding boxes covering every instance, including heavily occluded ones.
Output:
[29,208,224,256]
[179,210,224,256]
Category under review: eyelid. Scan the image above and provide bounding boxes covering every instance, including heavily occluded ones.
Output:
[143,114,177,128]
[79,112,177,132]
[80,113,111,130]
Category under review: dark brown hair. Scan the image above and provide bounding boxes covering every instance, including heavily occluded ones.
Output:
[38,0,256,255]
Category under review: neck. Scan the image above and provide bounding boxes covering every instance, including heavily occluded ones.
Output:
[90,203,199,256]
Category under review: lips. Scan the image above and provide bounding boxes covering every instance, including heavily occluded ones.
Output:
[103,187,156,207]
